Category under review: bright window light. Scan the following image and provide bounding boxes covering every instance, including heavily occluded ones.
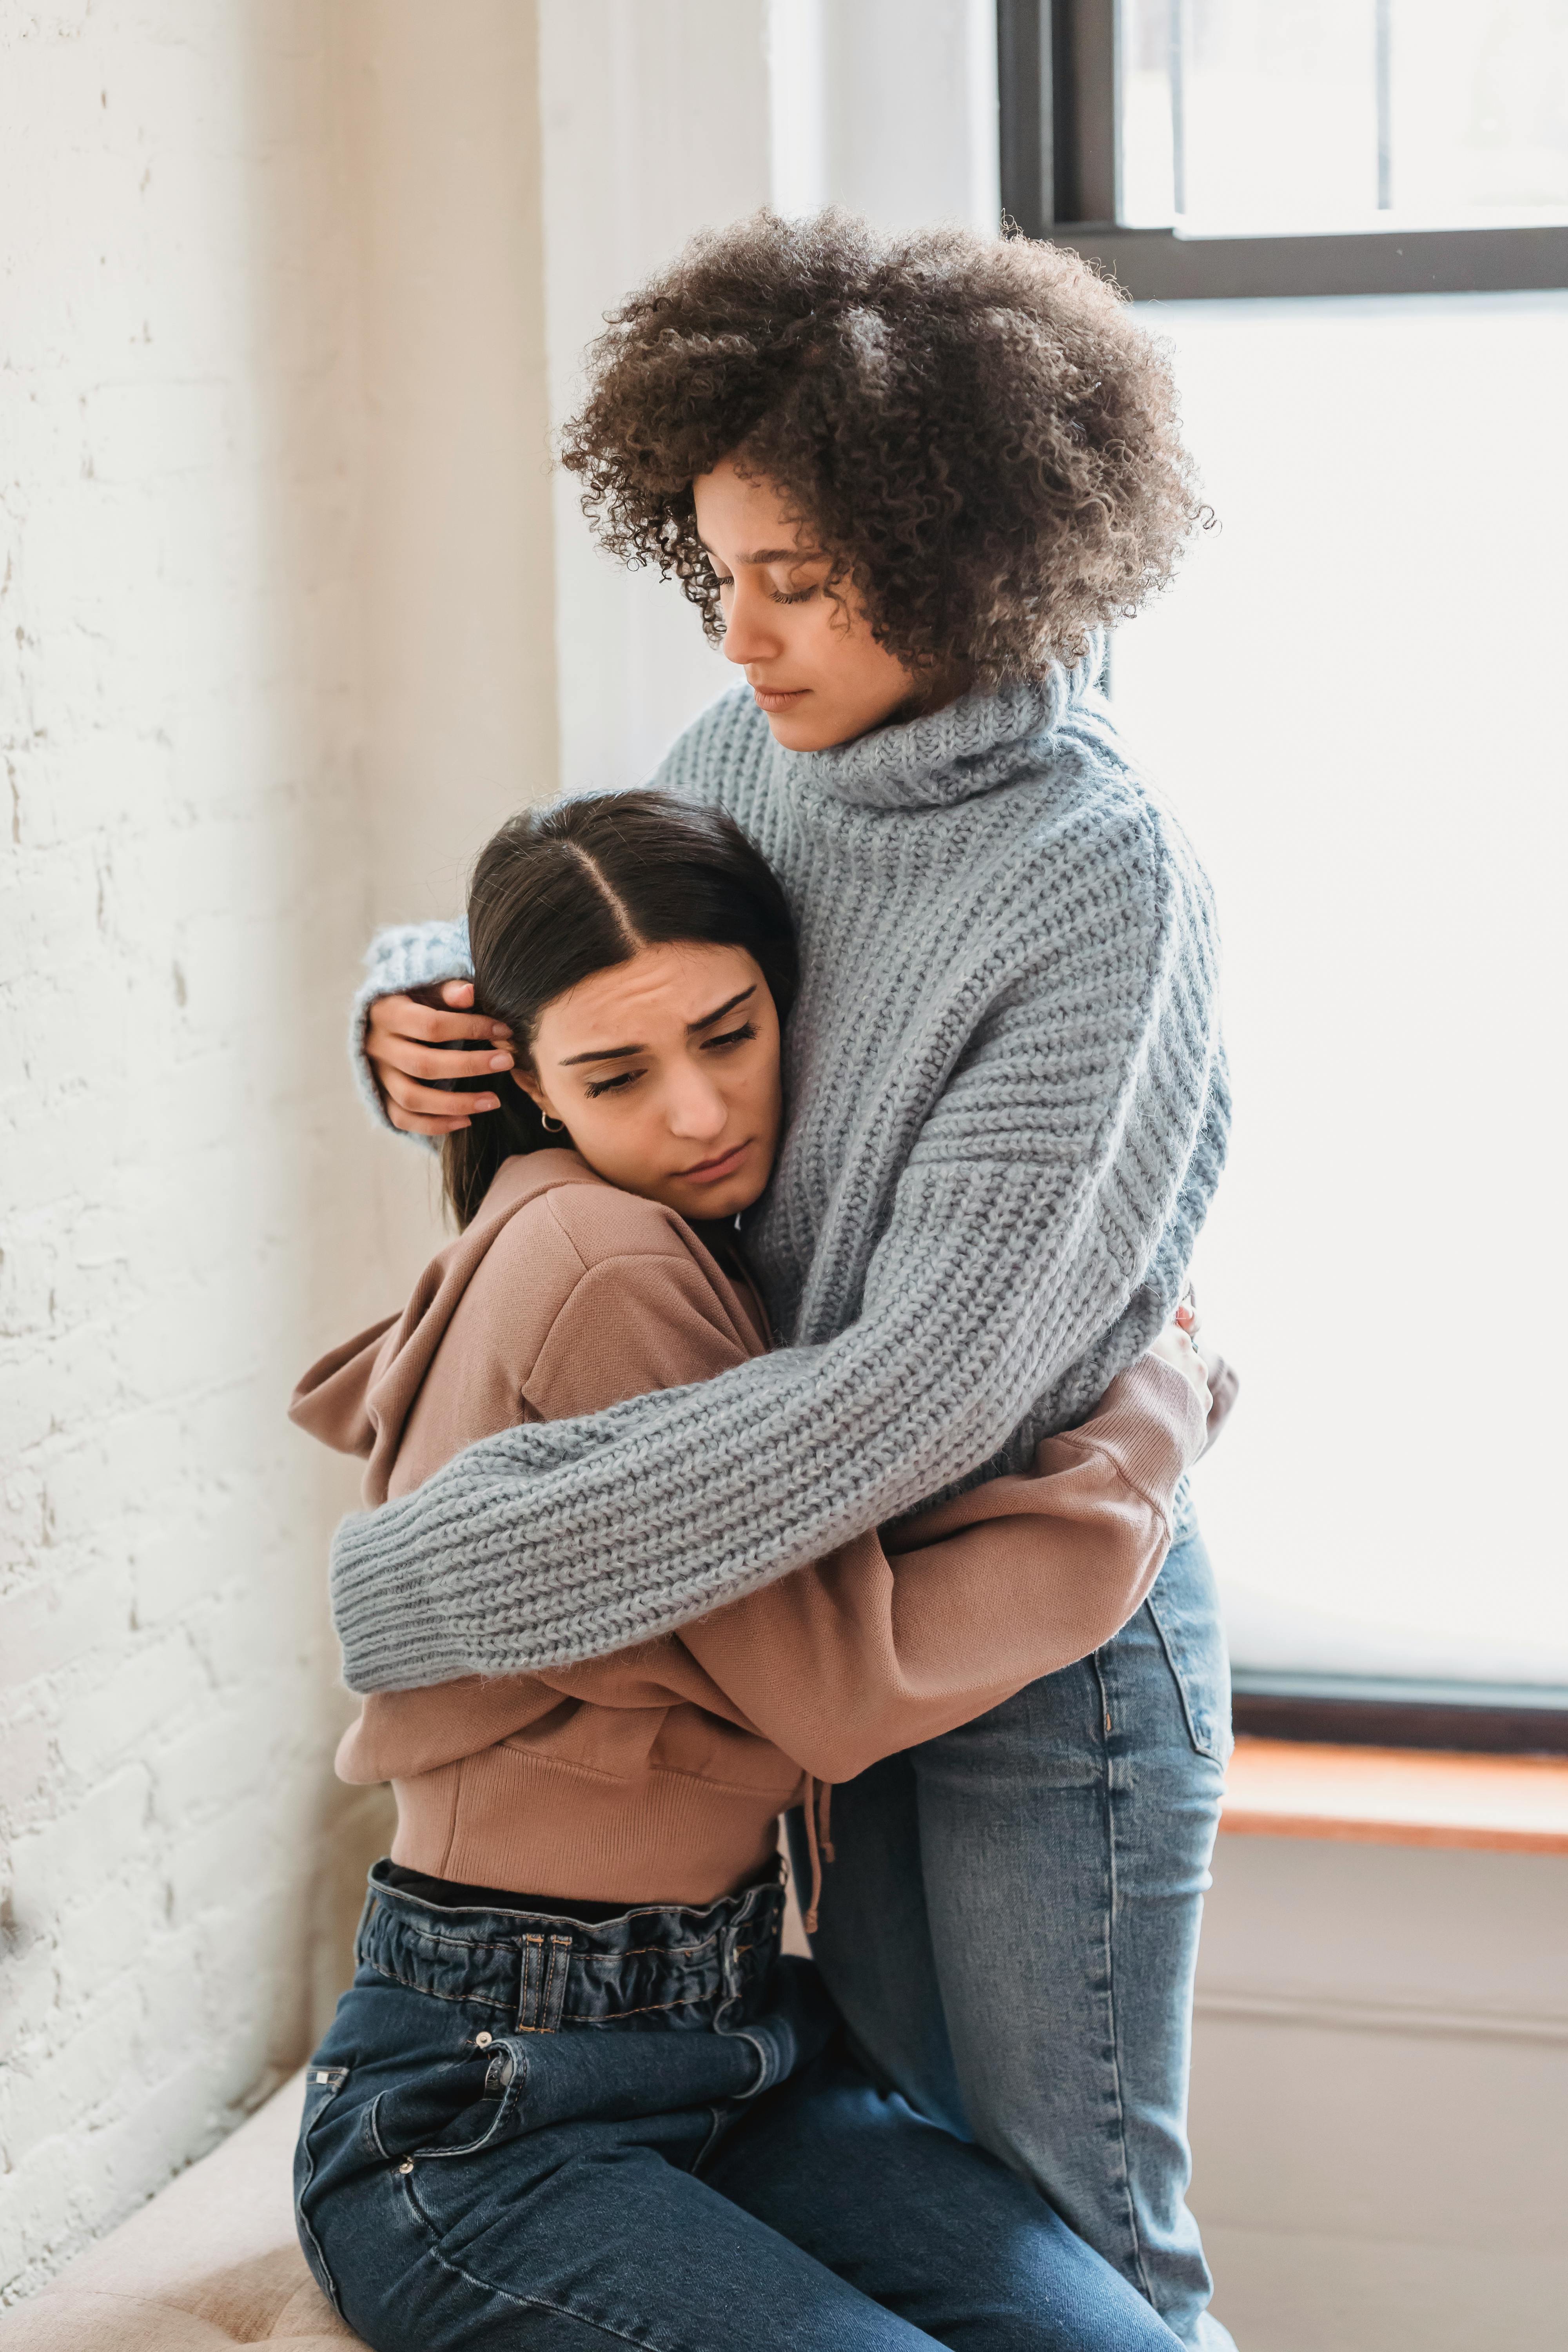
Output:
[1112,291,1568,1687]
[1119,0,1568,233]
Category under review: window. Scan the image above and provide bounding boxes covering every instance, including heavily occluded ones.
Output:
[1121,0,1568,235]
[1110,287,1568,1718]
[998,5,1568,1729]
[998,0,1568,292]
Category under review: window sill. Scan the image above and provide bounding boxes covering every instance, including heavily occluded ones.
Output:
[1220,1735,1568,1854]
[1058,224,1568,300]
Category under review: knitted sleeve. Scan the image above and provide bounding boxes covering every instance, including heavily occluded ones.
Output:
[349,918,474,1138]
[327,832,1225,1692]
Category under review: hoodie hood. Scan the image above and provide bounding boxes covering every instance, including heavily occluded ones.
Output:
[781,630,1107,813]
[289,1149,598,1506]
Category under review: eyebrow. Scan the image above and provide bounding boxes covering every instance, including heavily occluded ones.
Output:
[555,985,757,1066]
[697,539,819,567]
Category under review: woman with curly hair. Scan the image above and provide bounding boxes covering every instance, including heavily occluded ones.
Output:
[338,212,1234,2348]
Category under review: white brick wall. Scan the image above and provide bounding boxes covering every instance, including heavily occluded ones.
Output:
[0,2,554,2300]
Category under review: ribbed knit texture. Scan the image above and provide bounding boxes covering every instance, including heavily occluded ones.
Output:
[332,639,1229,1690]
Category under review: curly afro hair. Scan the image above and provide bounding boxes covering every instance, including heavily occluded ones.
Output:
[560,209,1203,686]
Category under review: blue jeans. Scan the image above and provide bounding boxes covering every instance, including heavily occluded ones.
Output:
[789,1534,1233,2350]
[296,1863,1184,2350]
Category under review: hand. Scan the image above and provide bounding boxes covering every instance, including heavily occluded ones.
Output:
[1147,1316,1212,1423]
[1172,1281,1240,1446]
[365,980,515,1138]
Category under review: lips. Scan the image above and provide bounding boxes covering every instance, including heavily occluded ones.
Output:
[750,685,808,711]
[679,1139,751,1185]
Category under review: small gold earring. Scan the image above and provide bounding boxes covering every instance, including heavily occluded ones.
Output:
[540,1112,564,1133]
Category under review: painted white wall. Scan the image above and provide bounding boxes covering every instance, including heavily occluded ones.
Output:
[1191,1835,1568,2350]
[536,0,769,800]
[0,0,555,2301]
[347,2,559,930]
[343,0,560,1296]
[540,0,1002,800]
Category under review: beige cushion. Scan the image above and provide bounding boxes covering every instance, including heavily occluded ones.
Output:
[0,2072,364,2349]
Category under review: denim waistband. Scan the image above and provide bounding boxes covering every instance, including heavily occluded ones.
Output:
[355,1861,787,2035]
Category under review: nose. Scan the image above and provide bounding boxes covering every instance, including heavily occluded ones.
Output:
[720,572,783,670]
[664,1060,729,1143]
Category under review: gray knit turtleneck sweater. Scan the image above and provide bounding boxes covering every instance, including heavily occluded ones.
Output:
[332,644,1229,1691]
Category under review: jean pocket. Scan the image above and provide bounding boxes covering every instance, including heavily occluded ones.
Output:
[1145,1533,1233,1766]
[294,2065,350,2315]
[365,2040,527,2167]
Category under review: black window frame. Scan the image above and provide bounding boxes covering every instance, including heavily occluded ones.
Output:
[998,0,1568,297]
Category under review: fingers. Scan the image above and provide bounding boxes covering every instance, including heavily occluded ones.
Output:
[1178,1330,1211,1413]
[435,977,511,1038]
[380,1069,504,1123]
[366,991,512,1048]
[376,1039,515,1085]
[389,1104,474,1138]
[386,1085,483,1135]
[365,990,515,1111]
[1147,1319,1211,1417]
[362,989,512,1134]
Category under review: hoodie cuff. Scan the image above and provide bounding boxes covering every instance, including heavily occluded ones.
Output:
[1077,1354,1210,1526]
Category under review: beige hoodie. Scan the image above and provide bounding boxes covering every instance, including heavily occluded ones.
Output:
[290,1150,1206,1918]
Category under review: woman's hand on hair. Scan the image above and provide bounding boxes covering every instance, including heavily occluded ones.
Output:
[366,981,514,1137]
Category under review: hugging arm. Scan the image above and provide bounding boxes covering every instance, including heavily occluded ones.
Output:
[682,1353,1207,1784]
[350,1216,1210,1772]
[329,889,1225,1692]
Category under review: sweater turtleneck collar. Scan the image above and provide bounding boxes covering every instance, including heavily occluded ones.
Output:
[780,631,1105,812]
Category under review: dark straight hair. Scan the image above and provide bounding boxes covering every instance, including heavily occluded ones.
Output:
[441,790,798,1229]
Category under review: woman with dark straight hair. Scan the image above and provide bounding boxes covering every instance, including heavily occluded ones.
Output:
[289,788,1210,2352]
[439,790,798,1230]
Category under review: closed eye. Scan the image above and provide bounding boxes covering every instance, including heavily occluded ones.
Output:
[586,1024,754,1096]
[710,565,817,604]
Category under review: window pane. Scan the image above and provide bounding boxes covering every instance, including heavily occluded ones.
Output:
[1118,0,1568,234]
[1389,0,1568,221]
[1111,293,1568,1686]
[1120,0,1178,226]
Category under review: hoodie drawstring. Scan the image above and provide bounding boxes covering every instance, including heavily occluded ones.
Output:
[799,1774,837,1936]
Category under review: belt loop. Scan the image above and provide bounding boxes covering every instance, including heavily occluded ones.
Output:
[517,1936,543,2031]
[722,1914,751,2009]
[518,1933,572,2033]
[541,1934,571,2033]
